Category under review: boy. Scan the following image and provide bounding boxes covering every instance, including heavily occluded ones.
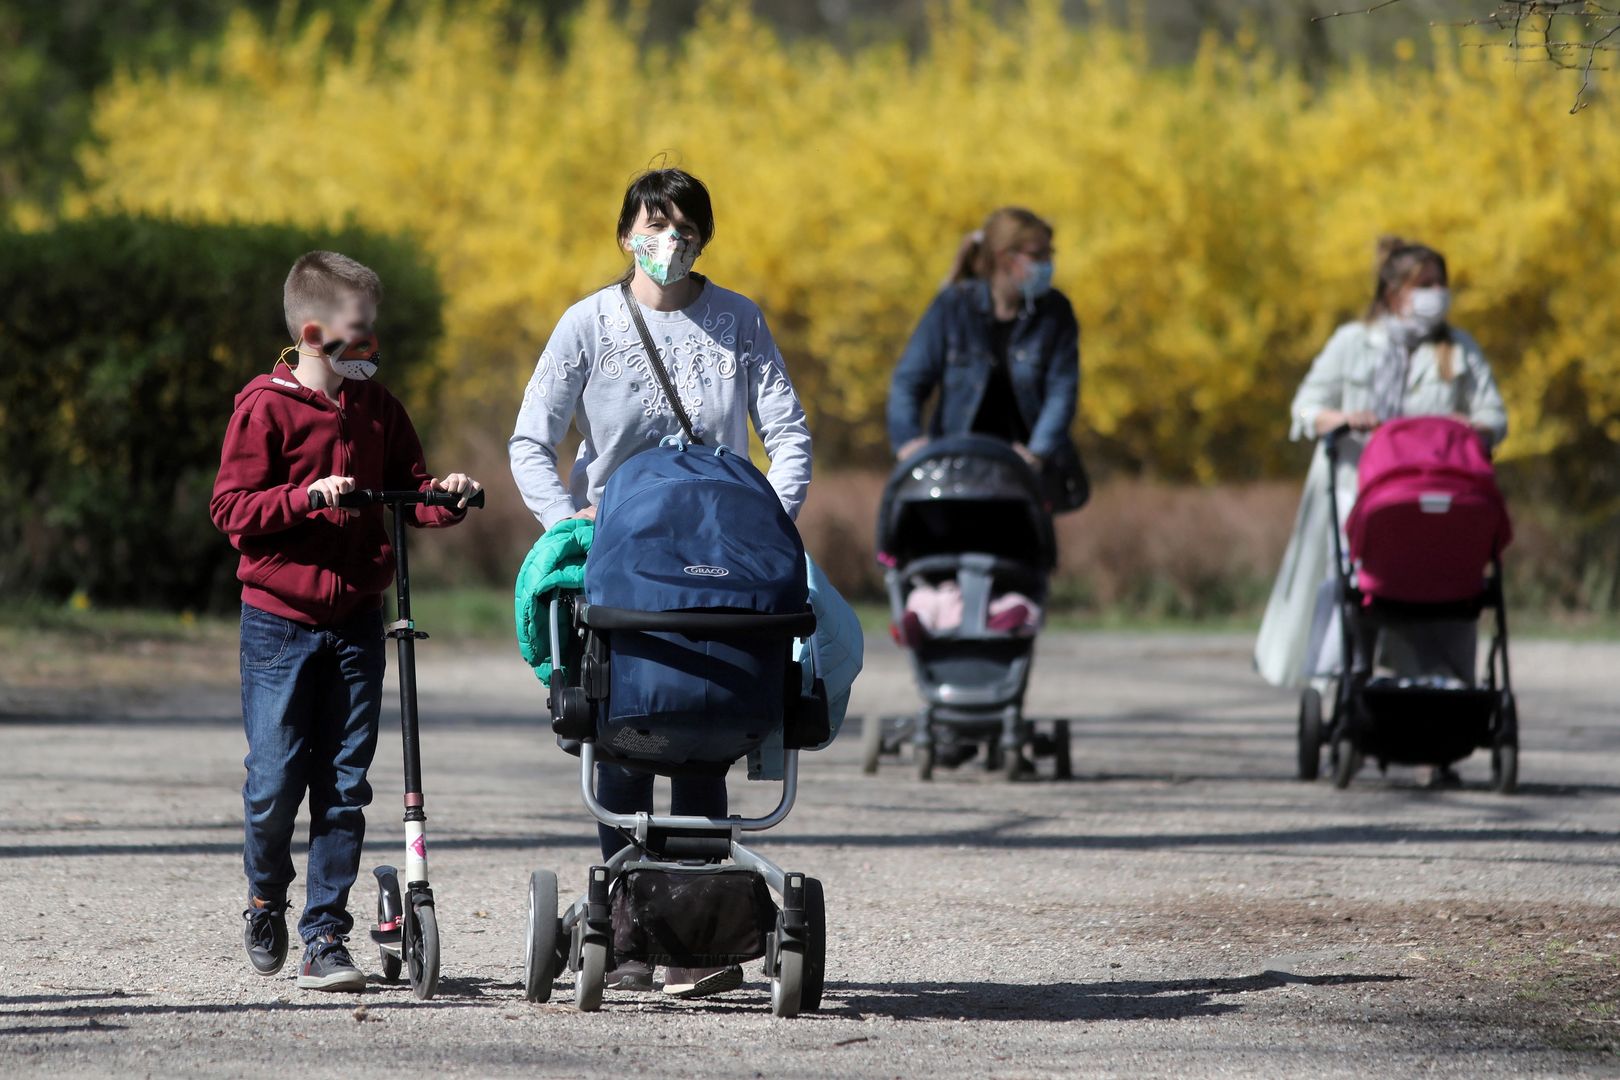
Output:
[210,251,480,991]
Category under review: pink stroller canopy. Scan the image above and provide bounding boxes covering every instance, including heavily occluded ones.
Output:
[1345,416,1512,605]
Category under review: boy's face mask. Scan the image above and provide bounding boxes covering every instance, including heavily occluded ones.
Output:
[320,330,381,381]
[630,228,699,287]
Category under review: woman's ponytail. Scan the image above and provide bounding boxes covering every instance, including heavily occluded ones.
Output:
[944,229,986,286]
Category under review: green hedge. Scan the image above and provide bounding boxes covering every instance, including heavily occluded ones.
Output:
[0,215,444,610]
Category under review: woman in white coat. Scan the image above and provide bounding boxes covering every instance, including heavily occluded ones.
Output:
[1255,238,1508,691]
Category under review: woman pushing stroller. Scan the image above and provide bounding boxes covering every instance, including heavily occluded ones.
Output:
[1256,237,1510,783]
[509,167,858,999]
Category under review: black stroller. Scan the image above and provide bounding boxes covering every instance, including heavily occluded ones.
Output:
[1298,418,1519,793]
[861,435,1070,781]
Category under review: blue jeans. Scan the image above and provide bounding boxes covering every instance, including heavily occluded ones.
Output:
[240,602,385,944]
[595,764,726,861]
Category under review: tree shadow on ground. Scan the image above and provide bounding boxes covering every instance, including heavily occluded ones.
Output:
[820,972,1408,1023]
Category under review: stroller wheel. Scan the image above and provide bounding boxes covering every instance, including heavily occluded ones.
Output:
[1052,721,1073,781]
[770,876,825,1018]
[1297,689,1324,782]
[860,717,882,775]
[771,944,804,1017]
[574,938,606,1012]
[1332,736,1360,790]
[524,870,560,1003]
[1492,694,1520,795]
[1492,744,1519,795]
[915,742,934,782]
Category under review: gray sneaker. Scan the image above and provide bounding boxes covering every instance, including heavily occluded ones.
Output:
[296,935,367,992]
[604,959,656,992]
[662,964,744,999]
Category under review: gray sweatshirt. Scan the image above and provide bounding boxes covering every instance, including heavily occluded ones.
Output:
[509,280,813,529]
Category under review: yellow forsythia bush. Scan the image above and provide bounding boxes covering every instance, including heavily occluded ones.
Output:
[72,0,1620,479]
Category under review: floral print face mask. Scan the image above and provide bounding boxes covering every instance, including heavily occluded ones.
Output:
[631,228,699,286]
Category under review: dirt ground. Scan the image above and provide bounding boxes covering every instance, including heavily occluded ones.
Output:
[2,628,1619,1079]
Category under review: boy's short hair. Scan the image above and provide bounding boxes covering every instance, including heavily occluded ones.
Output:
[283,251,383,338]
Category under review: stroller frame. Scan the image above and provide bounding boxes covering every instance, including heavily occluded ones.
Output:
[1298,427,1519,793]
[865,552,1071,782]
[523,595,828,1017]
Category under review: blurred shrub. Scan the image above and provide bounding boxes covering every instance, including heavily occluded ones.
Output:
[0,215,443,608]
[68,0,1620,503]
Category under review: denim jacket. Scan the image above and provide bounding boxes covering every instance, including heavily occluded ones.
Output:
[886,280,1081,460]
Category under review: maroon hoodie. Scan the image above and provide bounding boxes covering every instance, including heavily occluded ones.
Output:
[211,364,463,626]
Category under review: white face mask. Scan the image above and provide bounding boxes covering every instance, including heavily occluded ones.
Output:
[630,228,699,287]
[1403,286,1451,336]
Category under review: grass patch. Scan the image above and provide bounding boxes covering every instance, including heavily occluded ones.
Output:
[5,591,1620,652]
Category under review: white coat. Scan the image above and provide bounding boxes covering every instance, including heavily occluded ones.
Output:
[1254,321,1508,688]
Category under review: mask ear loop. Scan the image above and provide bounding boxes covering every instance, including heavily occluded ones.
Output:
[274,344,299,372]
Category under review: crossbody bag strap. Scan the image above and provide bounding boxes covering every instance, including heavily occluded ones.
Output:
[621,281,702,445]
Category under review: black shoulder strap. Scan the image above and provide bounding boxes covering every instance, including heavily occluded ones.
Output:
[621,281,702,445]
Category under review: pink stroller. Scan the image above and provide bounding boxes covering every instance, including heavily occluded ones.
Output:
[1297,416,1519,792]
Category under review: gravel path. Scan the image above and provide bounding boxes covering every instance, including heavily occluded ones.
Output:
[2,632,1618,1078]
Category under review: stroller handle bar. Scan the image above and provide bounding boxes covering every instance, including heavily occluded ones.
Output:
[309,487,486,511]
[577,603,815,638]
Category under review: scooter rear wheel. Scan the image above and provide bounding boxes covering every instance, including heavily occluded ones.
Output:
[376,880,403,982]
[404,900,440,1001]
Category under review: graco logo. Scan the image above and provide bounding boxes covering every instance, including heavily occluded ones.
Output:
[683,564,730,578]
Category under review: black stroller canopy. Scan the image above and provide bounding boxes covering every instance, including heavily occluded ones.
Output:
[877,435,1057,570]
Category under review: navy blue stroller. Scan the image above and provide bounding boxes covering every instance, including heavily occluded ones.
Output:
[522,441,831,1017]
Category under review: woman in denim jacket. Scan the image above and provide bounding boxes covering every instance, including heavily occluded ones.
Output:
[886,208,1085,507]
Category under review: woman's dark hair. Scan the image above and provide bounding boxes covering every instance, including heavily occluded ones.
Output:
[1366,235,1455,377]
[616,168,716,251]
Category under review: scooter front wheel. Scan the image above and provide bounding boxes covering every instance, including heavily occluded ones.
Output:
[404,899,441,1000]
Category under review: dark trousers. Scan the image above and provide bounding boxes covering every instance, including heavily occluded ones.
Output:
[595,763,727,860]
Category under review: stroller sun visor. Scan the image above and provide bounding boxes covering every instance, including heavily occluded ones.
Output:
[877,435,1056,570]
[1345,416,1512,605]
[585,442,808,767]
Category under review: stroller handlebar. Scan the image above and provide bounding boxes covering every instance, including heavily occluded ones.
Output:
[309,487,486,511]
[577,603,816,638]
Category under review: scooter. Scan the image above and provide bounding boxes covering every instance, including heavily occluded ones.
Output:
[308,484,485,1000]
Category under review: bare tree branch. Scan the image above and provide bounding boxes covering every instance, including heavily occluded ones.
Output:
[1314,1,1617,110]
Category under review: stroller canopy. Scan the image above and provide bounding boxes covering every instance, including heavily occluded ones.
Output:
[587,441,807,613]
[877,435,1056,571]
[584,441,808,768]
[1346,416,1512,605]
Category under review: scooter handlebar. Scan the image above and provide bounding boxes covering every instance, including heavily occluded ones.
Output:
[308,487,486,511]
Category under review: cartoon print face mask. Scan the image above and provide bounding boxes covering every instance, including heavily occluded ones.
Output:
[322,331,381,381]
[631,228,699,287]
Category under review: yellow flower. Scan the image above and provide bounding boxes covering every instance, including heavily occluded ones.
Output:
[65,0,1618,479]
